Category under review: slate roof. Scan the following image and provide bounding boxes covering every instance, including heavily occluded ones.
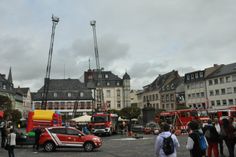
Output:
[207,62,236,78]
[143,70,179,91]
[33,79,93,101]
[14,87,29,96]
[123,72,131,80]
[160,76,183,92]
[84,70,124,88]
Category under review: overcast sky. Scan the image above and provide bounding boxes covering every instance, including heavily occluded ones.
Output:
[1,0,236,92]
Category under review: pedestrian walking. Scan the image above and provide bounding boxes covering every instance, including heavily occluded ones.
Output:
[221,118,236,157]
[7,128,16,157]
[33,127,42,151]
[1,122,7,148]
[203,119,219,157]
[155,122,180,157]
[214,118,224,156]
[186,120,208,157]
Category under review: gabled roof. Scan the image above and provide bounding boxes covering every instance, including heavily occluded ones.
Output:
[143,70,179,91]
[38,79,85,92]
[14,87,30,96]
[207,62,236,78]
[33,79,93,101]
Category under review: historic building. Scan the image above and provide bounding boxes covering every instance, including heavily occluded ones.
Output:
[32,79,93,118]
[184,64,222,109]
[14,87,32,118]
[84,69,131,111]
[141,70,182,111]
[206,62,236,109]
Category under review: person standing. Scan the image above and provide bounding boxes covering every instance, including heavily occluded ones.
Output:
[186,120,208,157]
[33,127,42,151]
[1,122,7,148]
[7,129,16,157]
[203,119,219,157]
[155,122,180,157]
[214,118,224,156]
[221,118,236,157]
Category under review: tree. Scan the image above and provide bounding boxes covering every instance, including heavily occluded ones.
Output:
[119,106,141,120]
[0,95,12,110]
[4,109,22,123]
[107,109,120,116]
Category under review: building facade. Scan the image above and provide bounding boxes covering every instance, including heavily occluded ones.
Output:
[206,63,236,109]
[32,79,93,118]
[84,69,131,111]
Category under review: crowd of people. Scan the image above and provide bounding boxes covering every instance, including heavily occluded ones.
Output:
[155,117,236,157]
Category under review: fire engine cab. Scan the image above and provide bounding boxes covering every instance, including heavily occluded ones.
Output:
[88,113,118,135]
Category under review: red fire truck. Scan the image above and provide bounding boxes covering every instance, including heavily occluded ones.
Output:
[157,109,209,133]
[208,107,236,122]
[88,113,118,136]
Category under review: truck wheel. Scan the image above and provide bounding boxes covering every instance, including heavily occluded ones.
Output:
[84,142,94,152]
[44,141,56,152]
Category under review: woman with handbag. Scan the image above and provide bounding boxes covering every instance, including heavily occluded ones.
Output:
[7,129,16,157]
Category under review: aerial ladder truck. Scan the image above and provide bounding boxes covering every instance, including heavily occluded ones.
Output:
[41,15,59,110]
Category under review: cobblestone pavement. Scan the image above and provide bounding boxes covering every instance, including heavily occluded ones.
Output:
[0,134,234,157]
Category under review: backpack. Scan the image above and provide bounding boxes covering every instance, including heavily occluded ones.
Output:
[162,134,174,155]
[198,133,207,151]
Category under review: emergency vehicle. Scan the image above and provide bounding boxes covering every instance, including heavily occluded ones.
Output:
[157,109,209,132]
[208,107,236,122]
[88,112,118,135]
[39,126,102,152]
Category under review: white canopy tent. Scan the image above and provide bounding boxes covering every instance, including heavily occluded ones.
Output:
[71,115,92,123]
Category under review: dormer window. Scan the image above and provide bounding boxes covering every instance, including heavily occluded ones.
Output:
[68,92,71,97]
[186,75,190,81]
[199,72,203,78]
[54,93,57,97]
[2,84,6,89]
[105,74,109,78]
[80,92,84,97]
[107,82,110,86]
[117,82,120,86]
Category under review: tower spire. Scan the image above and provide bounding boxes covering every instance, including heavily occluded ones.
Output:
[8,67,13,83]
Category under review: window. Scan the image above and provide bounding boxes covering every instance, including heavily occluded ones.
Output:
[188,94,191,98]
[106,82,110,86]
[117,89,121,97]
[187,85,190,89]
[210,90,214,96]
[215,89,220,95]
[234,87,236,93]
[214,79,218,85]
[232,74,236,82]
[117,101,121,108]
[196,93,200,98]
[229,99,233,105]
[227,87,232,94]
[216,100,221,106]
[80,92,84,97]
[201,92,204,97]
[106,101,111,108]
[116,82,120,86]
[106,90,111,97]
[156,94,158,100]
[166,95,169,101]
[195,73,199,79]
[222,100,227,106]
[67,128,79,135]
[3,85,6,89]
[191,74,194,79]
[50,128,66,134]
[221,89,226,95]
[192,93,195,98]
[211,101,215,106]
[199,72,204,78]
[105,74,109,78]
[170,94,174,101]
[208,80,213,86]
[226,76,231,83]
[186,75,190,81]
[68,92,71,97]
[54,92,57,97]
[220,77,224,84]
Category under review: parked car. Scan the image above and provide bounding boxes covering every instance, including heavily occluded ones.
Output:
[144,122,160,135]
[39,126,102,152]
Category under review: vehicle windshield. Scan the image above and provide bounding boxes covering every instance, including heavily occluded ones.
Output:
[198,110,208,117]
[91,115,109,123]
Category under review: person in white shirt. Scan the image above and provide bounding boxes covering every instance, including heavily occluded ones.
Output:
[7,129,16,157]
[155,123,180,157]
